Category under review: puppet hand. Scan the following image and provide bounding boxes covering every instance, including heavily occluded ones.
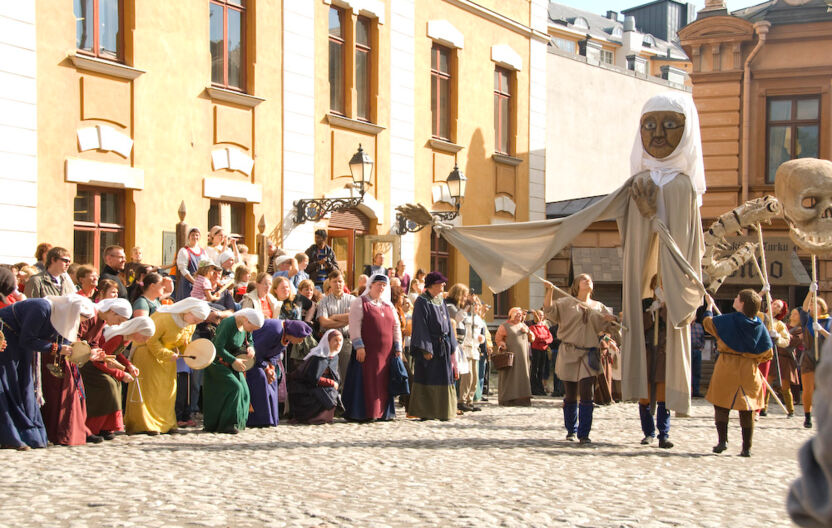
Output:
[810,282,819,293]
[761,284,771,294]
[631,175,658,219]
[813,322,823,333]
[649,300,661,313]
[122,372,134,383]
[356,348,366,363]
[128,365,140,377]
[768,329,778,339]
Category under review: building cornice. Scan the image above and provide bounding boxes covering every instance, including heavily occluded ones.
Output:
[68,53,145,80]
[443,0,549,43]
[205,86,265,108]
[326,113,385,135]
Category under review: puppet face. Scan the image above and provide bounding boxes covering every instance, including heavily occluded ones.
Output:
[774,158,832,254]
[640,111,686,159]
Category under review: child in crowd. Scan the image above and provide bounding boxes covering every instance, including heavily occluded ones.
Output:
[190,260,220,302]
[703,289,773,457]
[96,279,120,301]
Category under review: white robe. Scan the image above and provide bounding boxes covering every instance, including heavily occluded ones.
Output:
[437,170,705,413]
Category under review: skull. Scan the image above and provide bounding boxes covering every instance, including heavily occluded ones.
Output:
[774,158,832,254]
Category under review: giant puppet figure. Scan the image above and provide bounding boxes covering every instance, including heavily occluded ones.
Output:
[400,92,706,413]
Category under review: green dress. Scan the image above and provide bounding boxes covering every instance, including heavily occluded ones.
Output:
[203,317,251,432]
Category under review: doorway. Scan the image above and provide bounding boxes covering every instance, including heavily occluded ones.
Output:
[328,229,360,290]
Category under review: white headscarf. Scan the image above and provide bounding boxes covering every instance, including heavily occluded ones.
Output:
[362,273,392,305]
[232,308,265,329]
[47,294,96,342]
[630,92,706,207]
[103,316,156,341]
[157,297,211,321]
[303,329,343,360]
[96,298,132,319]
[218,251,235,267]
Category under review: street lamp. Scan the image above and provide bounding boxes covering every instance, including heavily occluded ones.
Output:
[295,144,373,224]
[349,144,373,196]
[396,163,466,234]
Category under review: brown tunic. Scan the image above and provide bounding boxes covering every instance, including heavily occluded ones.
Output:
[703,317,773,411]
[545,297,610,382]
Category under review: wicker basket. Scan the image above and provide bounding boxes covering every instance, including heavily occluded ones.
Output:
[492,350,515,370]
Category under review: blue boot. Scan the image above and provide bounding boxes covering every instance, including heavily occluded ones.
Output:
[656,402,673,448]
[639,403,655,444]
[563,401,578,440]
[577,401,594,443]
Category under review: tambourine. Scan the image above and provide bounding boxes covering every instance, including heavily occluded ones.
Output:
[0,328,5,352]
[233,353,255,372]
[68,341,93,366]
[182,339,216,370]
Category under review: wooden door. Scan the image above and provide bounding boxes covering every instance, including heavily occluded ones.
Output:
[328,229,358,290]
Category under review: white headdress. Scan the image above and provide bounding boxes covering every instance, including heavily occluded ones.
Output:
[232,308,265,329]
[103,316,156,341]
[362,273,392,305]
[157,297,211,321]
[303,329,343,360]
[47,294,96,342]
[96,298,132,319]
[630,91,706,206]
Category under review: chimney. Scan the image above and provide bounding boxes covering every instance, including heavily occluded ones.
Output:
[624,16,636,32]
[606,10,618,21]
[701,0,727,11]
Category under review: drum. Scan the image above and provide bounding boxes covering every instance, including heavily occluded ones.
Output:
[182,338,216,370]
[68,341,93,366]
[234,353,255,372]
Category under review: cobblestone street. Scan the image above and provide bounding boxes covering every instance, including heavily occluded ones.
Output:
[1,397,811,527]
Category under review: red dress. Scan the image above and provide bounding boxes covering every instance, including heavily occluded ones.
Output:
[40,351,90,445]
[342,297,396,420]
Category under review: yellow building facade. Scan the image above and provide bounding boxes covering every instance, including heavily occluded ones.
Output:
[32,0,548,319]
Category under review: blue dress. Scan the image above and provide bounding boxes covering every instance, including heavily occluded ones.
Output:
[0,299,59,448]
[407,293,458,420]
[247,320,287,427]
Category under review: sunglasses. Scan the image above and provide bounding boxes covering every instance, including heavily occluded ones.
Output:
[59,257,71,263]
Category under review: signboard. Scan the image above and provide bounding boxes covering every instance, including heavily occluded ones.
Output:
[162,231,177,268]
[721,236,810,286]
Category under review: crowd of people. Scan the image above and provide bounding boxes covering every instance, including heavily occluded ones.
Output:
[0,231,827,459]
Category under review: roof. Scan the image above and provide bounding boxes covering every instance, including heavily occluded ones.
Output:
[571,247,623,283]
[546,195,607,218]
[547,2,687,59]
[731,0,832,24]
[622,0,688,14]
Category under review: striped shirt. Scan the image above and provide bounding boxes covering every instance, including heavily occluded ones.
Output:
[317,293,356,335]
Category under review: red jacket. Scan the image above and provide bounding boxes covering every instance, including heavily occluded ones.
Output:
[529,323,553,350]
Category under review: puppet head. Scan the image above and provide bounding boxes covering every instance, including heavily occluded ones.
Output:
[630,92,706,199]
[640,111,686,159]
[774,158,832,254]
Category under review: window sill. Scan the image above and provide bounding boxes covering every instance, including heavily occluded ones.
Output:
[492,153,523,167]
[68,53,145,80]
[205,86,265,108]
[428,138,463,154]
[326,113,385,135]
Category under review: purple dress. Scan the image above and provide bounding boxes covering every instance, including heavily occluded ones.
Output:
[247,320,287,427]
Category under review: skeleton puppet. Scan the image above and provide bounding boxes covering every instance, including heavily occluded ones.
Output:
[400,92,706,414]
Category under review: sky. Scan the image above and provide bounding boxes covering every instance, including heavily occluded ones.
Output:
[554,0,764,16]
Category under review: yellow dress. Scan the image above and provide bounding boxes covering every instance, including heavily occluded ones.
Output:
[125,312,195,433]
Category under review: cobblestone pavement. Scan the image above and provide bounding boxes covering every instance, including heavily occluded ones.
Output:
[0,397,812,527]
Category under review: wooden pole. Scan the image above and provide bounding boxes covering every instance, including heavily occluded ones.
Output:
[813,254,819,362]
[653,267,661,346]
[753,224,781,388]
[256,215,267,274]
